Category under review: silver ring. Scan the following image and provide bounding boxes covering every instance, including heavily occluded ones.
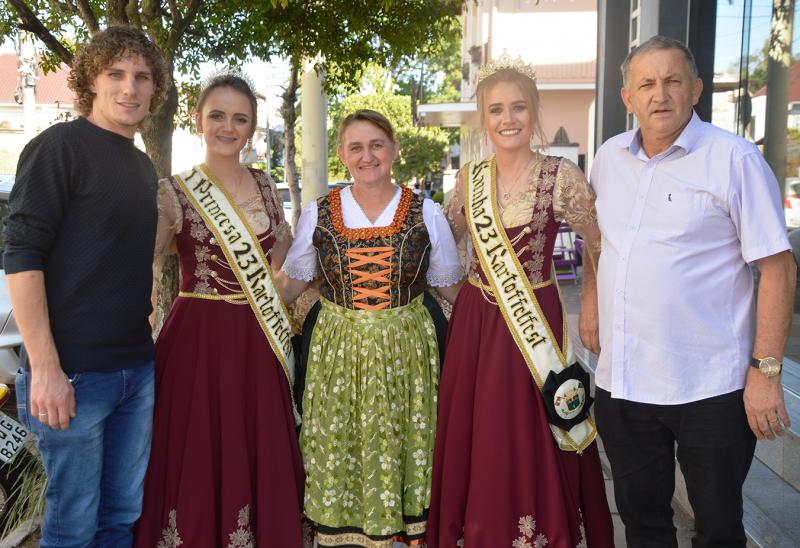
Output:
[38,412,47,417]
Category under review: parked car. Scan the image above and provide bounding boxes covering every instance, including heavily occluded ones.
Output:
[785,178,800,230]
[274,181,352,224]
[0,181,28,531]
[274,182,294,222]
[0,182,22,385]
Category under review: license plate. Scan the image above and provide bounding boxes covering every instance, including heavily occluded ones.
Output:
[0,412,28,464]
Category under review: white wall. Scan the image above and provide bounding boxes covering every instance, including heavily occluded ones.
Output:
[492,11,597,64]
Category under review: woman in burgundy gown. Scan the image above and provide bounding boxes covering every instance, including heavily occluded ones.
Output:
[427,56,615,547]
[135,72,305,547]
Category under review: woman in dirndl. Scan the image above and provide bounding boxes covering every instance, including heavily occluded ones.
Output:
[426,55,615,547]
[135,71,305,547]
[276,109,463,547]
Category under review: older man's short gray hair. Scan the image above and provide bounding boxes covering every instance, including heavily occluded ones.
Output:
[621,36,699,87]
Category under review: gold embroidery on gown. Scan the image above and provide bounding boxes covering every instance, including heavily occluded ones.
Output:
[153,170,293,296]
[443,153,602,287]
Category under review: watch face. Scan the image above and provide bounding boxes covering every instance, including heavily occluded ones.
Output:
[759,357,781,376]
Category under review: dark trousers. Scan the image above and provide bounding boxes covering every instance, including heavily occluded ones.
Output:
[595,388,756,548]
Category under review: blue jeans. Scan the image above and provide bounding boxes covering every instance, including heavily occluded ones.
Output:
[16,361,155,548]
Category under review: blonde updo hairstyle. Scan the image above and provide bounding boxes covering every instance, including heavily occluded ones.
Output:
[476,68,548,149]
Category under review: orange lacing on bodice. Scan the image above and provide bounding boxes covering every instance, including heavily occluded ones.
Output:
[345,246,395,310]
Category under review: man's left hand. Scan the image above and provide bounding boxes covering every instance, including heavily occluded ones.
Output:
[743,367,791,440]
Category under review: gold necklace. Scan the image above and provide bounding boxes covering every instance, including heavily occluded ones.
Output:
[498,156,535,202]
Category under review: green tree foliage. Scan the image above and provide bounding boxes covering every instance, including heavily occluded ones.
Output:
[261,0,462,94]
[328,70,450,184]
[748,39,772,94]
[736,38,800,94]
[1,0,289,176]
[390,14,461,146]
[260,0,463,224]
[1,0,463,174]
[392,15,462,115]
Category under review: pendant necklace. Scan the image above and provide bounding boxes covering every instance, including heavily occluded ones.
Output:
[499,156,535,204]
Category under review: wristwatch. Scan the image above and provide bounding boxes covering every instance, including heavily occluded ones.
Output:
[750,356,782,377]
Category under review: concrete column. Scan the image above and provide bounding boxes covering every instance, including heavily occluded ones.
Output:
[764,0,795,193]
[595,0,630,149]
[595,0,718,145]
[17,31,37,141]
[300,62,328,208]
[687,1,718,122]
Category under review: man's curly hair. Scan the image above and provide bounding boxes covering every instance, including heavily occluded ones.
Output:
[68,25,169,117]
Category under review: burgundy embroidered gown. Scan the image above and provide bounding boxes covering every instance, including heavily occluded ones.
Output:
[135,168,305,547]
[427,155,614,548]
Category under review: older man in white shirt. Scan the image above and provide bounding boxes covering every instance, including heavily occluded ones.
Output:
[584,36,796,548]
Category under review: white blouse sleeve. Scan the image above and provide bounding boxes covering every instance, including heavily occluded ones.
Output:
[423,199,465,287]
[282,201,320,281]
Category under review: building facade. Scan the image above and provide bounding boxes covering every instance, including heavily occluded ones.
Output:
[418,0,598,182]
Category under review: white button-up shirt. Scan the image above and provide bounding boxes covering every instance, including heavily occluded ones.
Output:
[590,112,790,404]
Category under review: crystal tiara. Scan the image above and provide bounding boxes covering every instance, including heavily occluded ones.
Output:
[477,52,537,84]
[200,67,257,95]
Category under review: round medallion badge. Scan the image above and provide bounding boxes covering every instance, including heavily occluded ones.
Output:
[553,379,586,420]
[542,362,593,431]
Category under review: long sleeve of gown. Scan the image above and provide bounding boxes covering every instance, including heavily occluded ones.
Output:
[153,178,182,280]
[257,171,293,271]
[443,167,472,272]
[151,178,182,327]
[553,158,601,265]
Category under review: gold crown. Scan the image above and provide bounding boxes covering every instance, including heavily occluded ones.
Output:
[477,52,537,84]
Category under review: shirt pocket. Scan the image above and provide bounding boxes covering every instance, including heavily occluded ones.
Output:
[648,185,710,239]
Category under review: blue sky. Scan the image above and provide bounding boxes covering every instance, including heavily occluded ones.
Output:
[715,0,800,73]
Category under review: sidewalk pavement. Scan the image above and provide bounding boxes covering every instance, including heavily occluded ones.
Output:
[559,280,698,548]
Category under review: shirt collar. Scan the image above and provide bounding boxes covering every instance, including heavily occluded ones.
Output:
[625,110,702,159]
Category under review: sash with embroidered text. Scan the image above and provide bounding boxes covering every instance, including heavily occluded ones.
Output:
[175,165,298,420]
[465,156,596,452]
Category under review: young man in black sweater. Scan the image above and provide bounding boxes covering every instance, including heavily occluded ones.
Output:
[3,26,168,547]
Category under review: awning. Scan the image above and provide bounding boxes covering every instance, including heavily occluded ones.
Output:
[418,102,478,127]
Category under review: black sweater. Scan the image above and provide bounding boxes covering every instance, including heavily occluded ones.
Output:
[3,117,157,373]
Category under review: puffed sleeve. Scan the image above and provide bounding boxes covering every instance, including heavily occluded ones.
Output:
[553,158,601,259]
[281,201,320,281]
[423,199,465,286]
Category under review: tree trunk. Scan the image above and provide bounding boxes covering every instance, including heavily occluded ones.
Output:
[141,79,178,178]
[410,77,418,125]
[141,78,180,335]
[282,60,302,229]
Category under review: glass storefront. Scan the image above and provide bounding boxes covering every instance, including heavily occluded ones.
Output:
[713,0,800,228]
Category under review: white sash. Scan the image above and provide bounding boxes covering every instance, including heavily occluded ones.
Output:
[465,156,596,452]
[175,165,298,420]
